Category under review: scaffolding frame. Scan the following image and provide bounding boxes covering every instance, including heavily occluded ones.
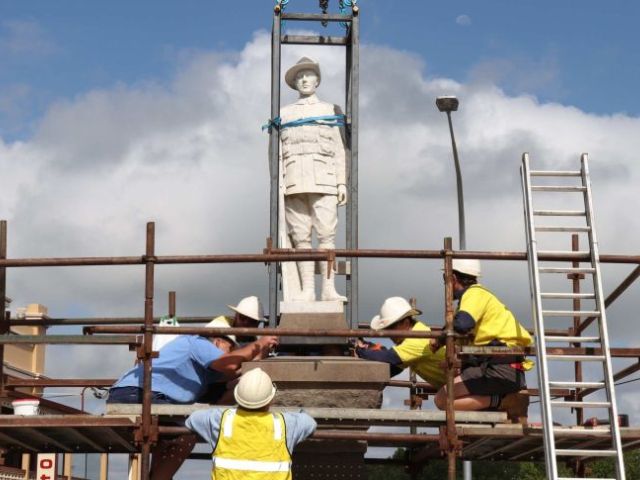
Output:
[0,218,640,478]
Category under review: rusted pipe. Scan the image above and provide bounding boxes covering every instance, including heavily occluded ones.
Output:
[140,223,155,480]
[443,238,458,480]
[83,325,453,339]
[157,426,440,444]
[1,249,639,268]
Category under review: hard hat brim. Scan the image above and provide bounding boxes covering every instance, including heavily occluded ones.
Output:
[370,308,421,330]
[227,304,267,322]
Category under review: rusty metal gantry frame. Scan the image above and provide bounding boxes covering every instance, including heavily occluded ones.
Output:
[1,220,640,479]
[267,2,360,328]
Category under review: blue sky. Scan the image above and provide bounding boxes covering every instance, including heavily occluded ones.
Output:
[2,1,640,141]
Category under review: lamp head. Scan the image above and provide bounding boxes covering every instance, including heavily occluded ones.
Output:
[436,96,459,113]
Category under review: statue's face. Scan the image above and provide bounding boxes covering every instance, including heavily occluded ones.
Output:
[295,69,319,96]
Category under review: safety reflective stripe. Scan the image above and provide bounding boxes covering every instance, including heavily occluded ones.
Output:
[213,457,291,472]
[272,413,282,441]
[222,409,236,438]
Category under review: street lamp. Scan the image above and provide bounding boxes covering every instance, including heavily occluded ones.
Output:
[436,96,466,250]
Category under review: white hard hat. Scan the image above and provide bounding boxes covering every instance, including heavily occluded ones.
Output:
[234,368,277,409]
[370,297,422,331]
[204,317,238,346]
[451,259,482,278]
[228,296,266,322]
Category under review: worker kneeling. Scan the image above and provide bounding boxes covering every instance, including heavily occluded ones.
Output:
[354,296,446,390]
[432,259,534,423]
[187,368,317,479]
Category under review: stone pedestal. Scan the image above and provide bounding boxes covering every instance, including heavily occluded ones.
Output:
[242,356,389,410]
[242,357,388,480]
[279,301,347,346]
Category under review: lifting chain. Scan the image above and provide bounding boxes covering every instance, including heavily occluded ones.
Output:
[319,0,330,27]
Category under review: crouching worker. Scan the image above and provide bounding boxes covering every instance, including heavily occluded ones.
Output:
[432,259,534,423]
[107,317,279,405]
[354,296,446,390]
[106,318,279,479]
[186,368,317,479]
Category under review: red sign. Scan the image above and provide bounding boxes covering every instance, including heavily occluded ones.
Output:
[36,453,57,480]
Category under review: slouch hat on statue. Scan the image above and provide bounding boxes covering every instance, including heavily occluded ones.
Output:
[285,56,321,90]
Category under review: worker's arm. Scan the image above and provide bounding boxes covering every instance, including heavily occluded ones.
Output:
[355,344,404,377]
[186,409,224,447]
[453,310,476,334]
[209,336,279,377]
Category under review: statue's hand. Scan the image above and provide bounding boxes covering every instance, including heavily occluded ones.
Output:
[337,184,347,206]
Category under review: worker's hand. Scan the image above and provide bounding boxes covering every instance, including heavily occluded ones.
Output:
[354,338,369,349]
[430,336,445,353]
[255,336,279,358]
[337,184,347,206]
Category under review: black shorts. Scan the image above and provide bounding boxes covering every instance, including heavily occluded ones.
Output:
[461,362,526,396]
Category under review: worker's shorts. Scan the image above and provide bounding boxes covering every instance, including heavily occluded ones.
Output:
[461,363,526,396]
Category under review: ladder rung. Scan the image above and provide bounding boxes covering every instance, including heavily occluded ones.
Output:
[539,267,595,274]
[547,354,605,362]
[550,400,611,408]
[542,310,600,317]
[554,427,611,436]
[530,170,582,177]
[533,209,586,216]
[556,449,617,457]
[544,336,600,343]
[541,292,595,299]
[535,225,591,232]
[531,185,587,192]
[548,381,605,389]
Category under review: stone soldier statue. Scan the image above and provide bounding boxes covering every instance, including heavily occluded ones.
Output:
[279,57,347,302]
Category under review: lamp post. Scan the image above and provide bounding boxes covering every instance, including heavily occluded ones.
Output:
[436,96,470,480]
[436,96,466,250]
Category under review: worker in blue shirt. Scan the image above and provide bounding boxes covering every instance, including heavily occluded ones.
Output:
[106,317,279,479]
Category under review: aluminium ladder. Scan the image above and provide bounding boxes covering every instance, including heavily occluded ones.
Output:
[521,153,625,479]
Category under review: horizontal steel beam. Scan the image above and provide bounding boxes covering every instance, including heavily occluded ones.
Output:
[1,249,638,268]
[84,325,451,339]
[4,378,115,387]
[8,315,217,327]
[0,334,141,345]
[281,35,348,45]
[281,13,352,22]
[460,345,640,358]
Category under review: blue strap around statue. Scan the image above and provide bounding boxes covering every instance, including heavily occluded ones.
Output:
[262,114,346,132]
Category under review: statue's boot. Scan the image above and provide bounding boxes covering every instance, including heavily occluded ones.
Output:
[320,261,347,302]
[292,261,316,302]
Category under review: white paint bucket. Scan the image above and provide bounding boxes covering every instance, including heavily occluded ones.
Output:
[11,399,40,416]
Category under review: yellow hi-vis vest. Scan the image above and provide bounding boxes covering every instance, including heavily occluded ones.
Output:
[211,408,292,480]
[459,285,533,348]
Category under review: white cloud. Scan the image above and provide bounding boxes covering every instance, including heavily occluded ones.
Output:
[0,19,57,56]
[1,29,640,470]
[456,14,472,27]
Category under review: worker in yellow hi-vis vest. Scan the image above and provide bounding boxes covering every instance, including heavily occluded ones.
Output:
[432,259,534,424]
[187,368,317,479]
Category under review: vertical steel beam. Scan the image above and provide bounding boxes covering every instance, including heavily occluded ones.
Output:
[168,291,176,318]
[0,221,7,395]
[345,6,359,328]
[570,234,585,477]
[140,222,156,480]
[443,237,458,480]
[268,5,283,328]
